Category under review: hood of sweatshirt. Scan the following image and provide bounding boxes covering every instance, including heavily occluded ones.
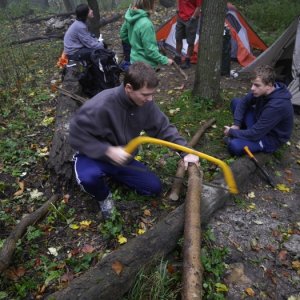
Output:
[124,8,149,25]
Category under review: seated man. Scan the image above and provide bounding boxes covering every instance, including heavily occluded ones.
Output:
[69,62,199,219]
[64,3,104,61]
[224,65,294,156]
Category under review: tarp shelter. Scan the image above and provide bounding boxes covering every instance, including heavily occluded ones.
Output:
[241,16,300,107]
[156,3,267,67]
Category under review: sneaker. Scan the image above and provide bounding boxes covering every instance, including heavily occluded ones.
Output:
[99,193,115,220]
[181,58,191,69]
[174,55,182,65]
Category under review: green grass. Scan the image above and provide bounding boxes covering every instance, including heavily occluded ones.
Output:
[124,259,181,300]
[237,0,300,45]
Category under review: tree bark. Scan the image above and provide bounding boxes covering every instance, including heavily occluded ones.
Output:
[193,0,227,101]
[0,0,8,9]
[168,118,216,201]
[0,195,59,273]
[48,65,84,183]
[31,0,49,9]
[182,165,203,300]
[87,0,100,37]
[63,0,74,12]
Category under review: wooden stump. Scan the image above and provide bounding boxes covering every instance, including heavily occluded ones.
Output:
[48,65,85,184]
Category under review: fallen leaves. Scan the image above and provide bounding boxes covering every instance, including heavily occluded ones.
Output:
[13,179,25,197]
[48,247,59,257]
[41,116,55,126]
[69,220,92,230]
[4,266,26,281]
[276,183,290,192]
[81,244,95,253]
[245,287,255,296]
[117,235,127,244]
[292,261,300,274]
[111,260,123,275]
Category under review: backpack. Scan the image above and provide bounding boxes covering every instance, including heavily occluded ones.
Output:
[79,48,122,97]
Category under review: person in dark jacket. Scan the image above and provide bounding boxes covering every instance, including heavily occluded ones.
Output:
[69,62,199,219]
[64,3,104,61]
[224,65,294,156]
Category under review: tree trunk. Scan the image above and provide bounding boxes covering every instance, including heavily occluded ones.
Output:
[63,0,74,12]
[48,65,84,184]
[192,0,227,101]
[87,0,100,37]
[31,0,49,9]
[0,0,8,9]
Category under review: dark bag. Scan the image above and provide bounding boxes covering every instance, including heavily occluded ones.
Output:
[79,48,122,97]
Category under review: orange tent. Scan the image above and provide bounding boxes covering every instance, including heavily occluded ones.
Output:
[156,3,267,66]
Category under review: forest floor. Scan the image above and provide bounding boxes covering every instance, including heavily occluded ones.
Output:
[0,4,300,300]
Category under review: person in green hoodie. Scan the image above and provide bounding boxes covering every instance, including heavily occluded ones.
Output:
[120,0,173,69]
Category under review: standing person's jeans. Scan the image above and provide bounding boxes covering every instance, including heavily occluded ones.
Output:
[73,153,162,202]
[227,98,277,156]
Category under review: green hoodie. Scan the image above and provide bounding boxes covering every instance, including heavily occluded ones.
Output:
[120,8,168,68]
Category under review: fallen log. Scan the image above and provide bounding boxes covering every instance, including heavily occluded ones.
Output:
[26,12,74,23]
[169,118,216,201]
[47,153,270,300]
[48,65,83,183]
[11,34,64,45]
[0,194,59,273]
[182,165,203,299]
[12,14,121,45]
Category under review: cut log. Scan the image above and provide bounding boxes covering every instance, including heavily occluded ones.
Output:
[46,153,270,300]
[0,194,59,273]
[169,118,216,201]
[48,65,84,183]
[182,165,203,299]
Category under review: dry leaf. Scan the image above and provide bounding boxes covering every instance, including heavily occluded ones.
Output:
[292,260,300,271]
[167,264,175,274]
[143,209,151,217]
[69,223,80,230]
[247,192,255,198]
[80,220,92,228]
[215,283,228,293]
[60,272,74,283]
[81,244,95,253]
[63,194,70,203]
[5,266,26,281]
[14,179,25,197]
[112,260,123,275]
[245,287,255,296]
[117,235,127,244]
[276,183,290,192]
[278,250,287,262]
[137,229,145,235]
[48,247,58,257]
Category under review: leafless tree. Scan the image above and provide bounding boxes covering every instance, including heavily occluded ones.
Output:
[87,0,100,37]
[63,0,74,12]
[193,0,227,101]
[31,0,49,9]
[0,0,8,9]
